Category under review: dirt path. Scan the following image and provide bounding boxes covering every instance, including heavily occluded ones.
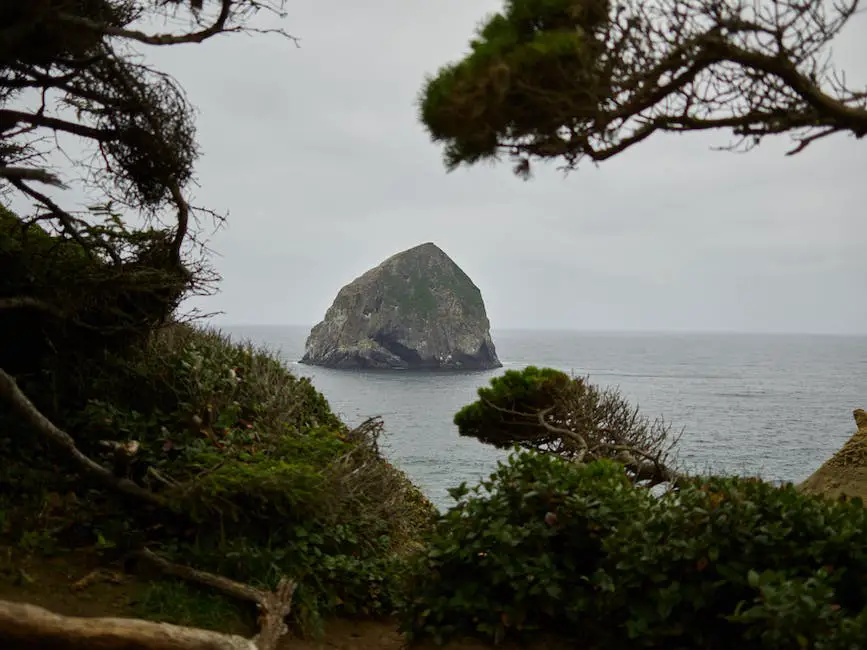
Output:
[0,547,494,650]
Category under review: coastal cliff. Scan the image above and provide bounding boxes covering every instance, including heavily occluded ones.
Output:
[799,408,867,501]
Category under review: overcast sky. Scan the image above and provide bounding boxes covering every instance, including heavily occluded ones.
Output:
[23,1,867,334]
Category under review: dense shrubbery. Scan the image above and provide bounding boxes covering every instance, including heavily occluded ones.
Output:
[398,450,867,648]
[1,323,435,633]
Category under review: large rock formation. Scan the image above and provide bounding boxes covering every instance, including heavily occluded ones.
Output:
[799,409,867,501]
[301,243,501,370]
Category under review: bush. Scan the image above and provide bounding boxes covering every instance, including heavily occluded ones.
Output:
[1,324,436,634]
[604,476,867,649]
[398,450,867,648]
[398,451,649,644]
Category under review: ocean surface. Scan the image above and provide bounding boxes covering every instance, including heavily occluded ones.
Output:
[220,325,867,510]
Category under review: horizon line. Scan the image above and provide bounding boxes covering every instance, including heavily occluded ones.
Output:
[204,322,867,338]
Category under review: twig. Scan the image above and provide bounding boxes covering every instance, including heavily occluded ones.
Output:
[146,466,177,488]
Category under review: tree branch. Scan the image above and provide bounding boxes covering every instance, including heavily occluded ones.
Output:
[0,367,166,508]
[713,40,867,136]
[58,0,235,47]
[0,166,67,188]
[168,179,190,264]
[0,296,65,317]
[478,398,681,485]
[0,109,118,141]
[133,548,295,650]
[9,177,122,265]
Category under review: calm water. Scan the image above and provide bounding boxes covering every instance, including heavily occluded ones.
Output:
[220,325,867,510]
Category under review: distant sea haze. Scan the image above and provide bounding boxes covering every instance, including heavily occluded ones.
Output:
[220,325,867,511]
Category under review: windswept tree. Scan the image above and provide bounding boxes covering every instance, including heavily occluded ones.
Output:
[454,367,681,486]
[418,0,866,177]
[1,0,291,264]
[0,1,292,384]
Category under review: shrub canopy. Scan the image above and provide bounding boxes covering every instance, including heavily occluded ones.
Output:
[399,450,867,649]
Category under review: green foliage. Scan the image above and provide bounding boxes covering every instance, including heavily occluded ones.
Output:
[398,450,867,648]
[133,580,251,633]
[418,0,610,174]
[0,205,194,409]
[603,477,867,648]
[399,451,641,644]
[377,249,484,320]
[1,324,436,635]
[454,366,571,446]
[381,270,439,318]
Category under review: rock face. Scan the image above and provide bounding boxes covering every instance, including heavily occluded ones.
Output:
[301,243,501,370]
[799,408,867,502]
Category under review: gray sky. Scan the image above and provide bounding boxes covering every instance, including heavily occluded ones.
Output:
[23,1,867,333]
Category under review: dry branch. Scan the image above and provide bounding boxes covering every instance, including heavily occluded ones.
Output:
[0,599,257,650]
[58,0,235,47]
[0,367,166,507]
[134,548,296,650]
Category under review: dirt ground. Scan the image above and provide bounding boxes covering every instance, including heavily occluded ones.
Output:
[0,546,505,650]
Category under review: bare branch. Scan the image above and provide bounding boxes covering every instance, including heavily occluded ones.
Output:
[58,0,235,47]
[134,548,295,650]
[9,177,122,265]
[0,367,166,508]
[0,109,118,142]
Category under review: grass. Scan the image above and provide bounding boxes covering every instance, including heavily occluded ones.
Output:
[133,579,253,633]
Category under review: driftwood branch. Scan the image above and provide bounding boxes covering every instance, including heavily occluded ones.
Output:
[0,599,257,650]
[0,367,166,507]
[134,548,295,650]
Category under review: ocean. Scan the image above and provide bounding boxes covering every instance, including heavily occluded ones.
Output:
[221,325,867,510]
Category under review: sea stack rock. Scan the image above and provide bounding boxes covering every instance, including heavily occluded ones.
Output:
[301,243,501,370]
